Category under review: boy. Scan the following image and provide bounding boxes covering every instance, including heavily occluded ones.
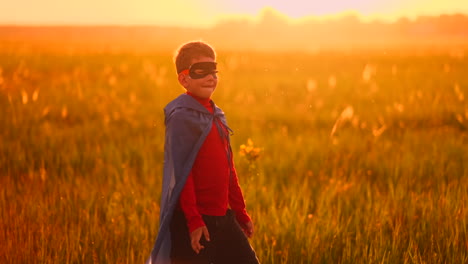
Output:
[147,41,259,264]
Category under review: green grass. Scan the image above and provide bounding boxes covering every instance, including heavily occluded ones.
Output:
[0,46,467,263]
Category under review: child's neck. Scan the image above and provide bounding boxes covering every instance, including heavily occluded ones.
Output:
[186,91,211,106]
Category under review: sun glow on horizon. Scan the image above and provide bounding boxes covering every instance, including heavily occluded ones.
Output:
[0,0,467,27]
[219,0,468,24]
[222,0,383,18]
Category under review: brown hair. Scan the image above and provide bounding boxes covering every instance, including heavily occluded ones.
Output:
[174,41,216,74]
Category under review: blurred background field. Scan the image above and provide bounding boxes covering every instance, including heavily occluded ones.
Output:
[0,28,467,263]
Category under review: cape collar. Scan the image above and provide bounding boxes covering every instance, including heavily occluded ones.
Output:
[165,93,224,117]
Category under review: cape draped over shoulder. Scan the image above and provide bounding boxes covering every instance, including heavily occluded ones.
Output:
[147,94,231,264]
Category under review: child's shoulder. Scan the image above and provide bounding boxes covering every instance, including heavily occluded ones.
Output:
[165,94,191,109]
[164,94,207,122]
[165,94,196,113]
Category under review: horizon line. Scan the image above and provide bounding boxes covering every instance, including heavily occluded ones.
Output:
[0,8,467,29]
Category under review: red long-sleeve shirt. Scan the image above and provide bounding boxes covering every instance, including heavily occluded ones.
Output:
[179,92,251,233]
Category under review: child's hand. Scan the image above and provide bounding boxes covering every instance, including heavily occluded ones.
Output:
[241,221,254,238]
[190,226,210,254]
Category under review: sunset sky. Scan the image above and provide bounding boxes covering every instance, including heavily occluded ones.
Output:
[1,0,467,27]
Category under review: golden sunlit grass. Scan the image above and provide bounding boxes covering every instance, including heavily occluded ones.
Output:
[0,42,467,263]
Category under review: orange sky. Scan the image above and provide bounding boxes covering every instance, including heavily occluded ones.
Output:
[1,0,467,27]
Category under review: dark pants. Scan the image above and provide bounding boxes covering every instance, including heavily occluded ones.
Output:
[170,209,260,264]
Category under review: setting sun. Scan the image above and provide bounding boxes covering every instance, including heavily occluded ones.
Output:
[0,0,467,27]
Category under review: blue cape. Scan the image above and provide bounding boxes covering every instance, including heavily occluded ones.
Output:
[147,94,231,264]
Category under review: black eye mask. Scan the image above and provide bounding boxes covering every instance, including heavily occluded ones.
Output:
[183,62,218,79]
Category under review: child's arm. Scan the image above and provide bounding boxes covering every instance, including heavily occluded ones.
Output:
[179,172,211,253]
[179,172,205,233]
[228,167,254,237]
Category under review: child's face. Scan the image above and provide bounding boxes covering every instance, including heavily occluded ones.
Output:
[178,56,218,99]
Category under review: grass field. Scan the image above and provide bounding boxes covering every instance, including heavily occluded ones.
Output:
[0,42,467,263]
